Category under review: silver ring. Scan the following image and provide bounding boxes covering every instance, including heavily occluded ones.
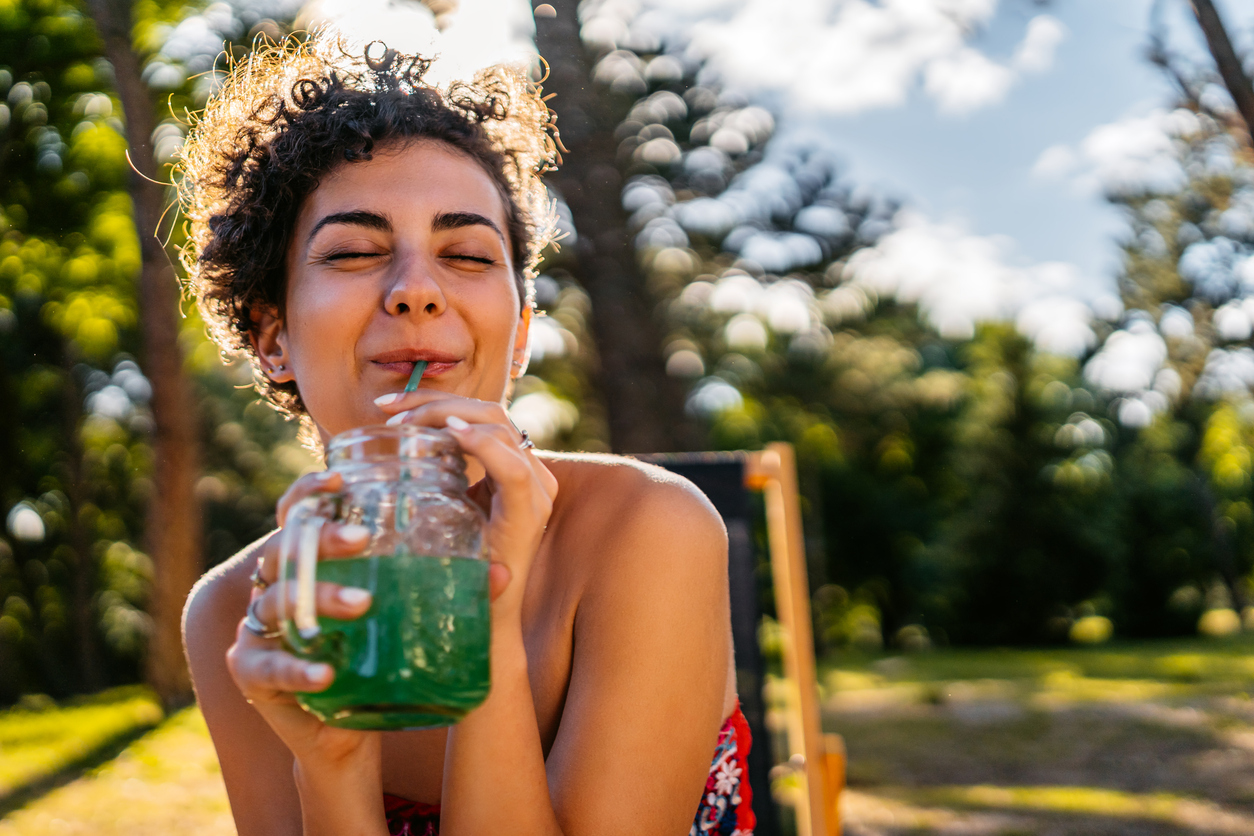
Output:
[518,429,536,450]
[243,597,284,640]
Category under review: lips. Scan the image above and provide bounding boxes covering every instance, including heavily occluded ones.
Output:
[370,349,461,379]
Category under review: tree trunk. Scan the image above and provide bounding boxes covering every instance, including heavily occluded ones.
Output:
[1190,0,1254,143]
[85,0,202,710]
[534,3,688,453]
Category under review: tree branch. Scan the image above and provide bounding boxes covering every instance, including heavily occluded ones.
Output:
[1190,0,1254,143]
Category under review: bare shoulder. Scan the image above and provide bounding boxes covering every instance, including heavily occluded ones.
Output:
[539,453,728,583]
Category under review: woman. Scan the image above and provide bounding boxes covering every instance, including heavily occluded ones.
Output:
[180,33,753,836]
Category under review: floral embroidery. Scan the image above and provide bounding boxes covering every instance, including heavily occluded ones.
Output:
[689,704,755,836]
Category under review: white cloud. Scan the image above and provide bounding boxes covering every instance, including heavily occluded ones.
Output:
[924,47,1015,115]
[1013,14,1066,74]
[580,0,1065,117]
[844,211,1114,354]
[1032,108,1202,195]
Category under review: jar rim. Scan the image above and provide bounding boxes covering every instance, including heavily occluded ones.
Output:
[327,423,459,461]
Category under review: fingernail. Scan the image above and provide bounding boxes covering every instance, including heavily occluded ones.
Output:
[338,587,371,606]
[446,415,470,431]
[374,393,404,406]
[339,524,370,541]
[385,410,410,427]
[306,663,333,683]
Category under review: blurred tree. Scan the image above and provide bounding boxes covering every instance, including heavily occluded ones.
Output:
[1083,2,1254,630]
[0,0,320,704]
[83,0,202,709]
[927,326,1125,644]
[0,0,155,698]
[533,2,690,453]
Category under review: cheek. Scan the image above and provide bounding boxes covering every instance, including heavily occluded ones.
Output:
[463,280,520,352]
[285,278,371,370]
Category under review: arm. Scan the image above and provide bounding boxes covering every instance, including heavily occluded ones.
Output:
[183,545,302,836]
[441,471,731,836]
[186,473,389,836]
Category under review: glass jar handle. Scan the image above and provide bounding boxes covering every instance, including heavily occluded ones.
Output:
[277,495,328,651]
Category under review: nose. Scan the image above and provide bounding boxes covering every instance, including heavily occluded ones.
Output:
[383,253,446,317]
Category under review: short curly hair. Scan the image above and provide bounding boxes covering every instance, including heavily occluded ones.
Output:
[178,31,559,422]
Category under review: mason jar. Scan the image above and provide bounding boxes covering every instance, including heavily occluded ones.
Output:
[277,424,490,730]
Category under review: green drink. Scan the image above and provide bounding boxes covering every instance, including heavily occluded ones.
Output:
[277,425,492,731]
[294,553,491,730]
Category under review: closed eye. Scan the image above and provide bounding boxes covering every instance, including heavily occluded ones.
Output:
[324,251,384,262]
[447,254,495,265]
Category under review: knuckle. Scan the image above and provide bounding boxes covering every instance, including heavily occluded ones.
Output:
[257,652,286,684]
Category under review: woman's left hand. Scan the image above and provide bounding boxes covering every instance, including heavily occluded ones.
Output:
[374,390,558,618]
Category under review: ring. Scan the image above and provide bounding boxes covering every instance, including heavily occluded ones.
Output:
[249,560,269,591]
[242,598,284,640]
[518,429,536,451]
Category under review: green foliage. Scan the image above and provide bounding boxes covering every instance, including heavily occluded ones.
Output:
[0,0,311,700]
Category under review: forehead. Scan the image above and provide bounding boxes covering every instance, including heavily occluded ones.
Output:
[295,139,510,236]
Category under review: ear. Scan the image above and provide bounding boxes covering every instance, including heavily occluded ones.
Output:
[511,305,532,380]
[250,307,294,384]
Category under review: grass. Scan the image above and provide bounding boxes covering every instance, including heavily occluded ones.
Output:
[9,636,1254,835]
[0,707,233,836]
[0,687,163,803]
[816,635,1254,835]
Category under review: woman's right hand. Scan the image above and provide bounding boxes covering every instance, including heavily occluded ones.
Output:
[225,470,378,766]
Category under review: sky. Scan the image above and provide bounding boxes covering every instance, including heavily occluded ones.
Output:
[805,0,1202,288]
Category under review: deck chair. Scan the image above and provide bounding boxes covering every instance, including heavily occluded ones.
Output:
[638,443,844,836]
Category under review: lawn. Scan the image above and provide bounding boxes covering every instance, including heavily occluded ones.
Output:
[0,706,232,836]
[0,687,163,806]
[7,637,1254,835]
[822,635,1254,835]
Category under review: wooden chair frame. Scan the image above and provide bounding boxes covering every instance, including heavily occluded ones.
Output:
[745,443,843,836]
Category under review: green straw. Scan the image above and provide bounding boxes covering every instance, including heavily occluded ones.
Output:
[404,360,428,393]
[397,360,427,531]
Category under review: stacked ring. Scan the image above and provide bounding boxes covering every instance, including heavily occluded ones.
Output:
[242,598,284,640]
[518,429,536,451]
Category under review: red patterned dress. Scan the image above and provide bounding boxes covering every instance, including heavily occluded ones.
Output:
[383,703,756,836]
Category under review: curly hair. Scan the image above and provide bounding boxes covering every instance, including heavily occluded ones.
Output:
[178,31,559,424]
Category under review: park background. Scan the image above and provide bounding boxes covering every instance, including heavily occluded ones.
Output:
[5,0,1254,833]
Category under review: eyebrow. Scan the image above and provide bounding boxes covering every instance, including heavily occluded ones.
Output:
[307,210,391,244]
[432,211,505,244]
